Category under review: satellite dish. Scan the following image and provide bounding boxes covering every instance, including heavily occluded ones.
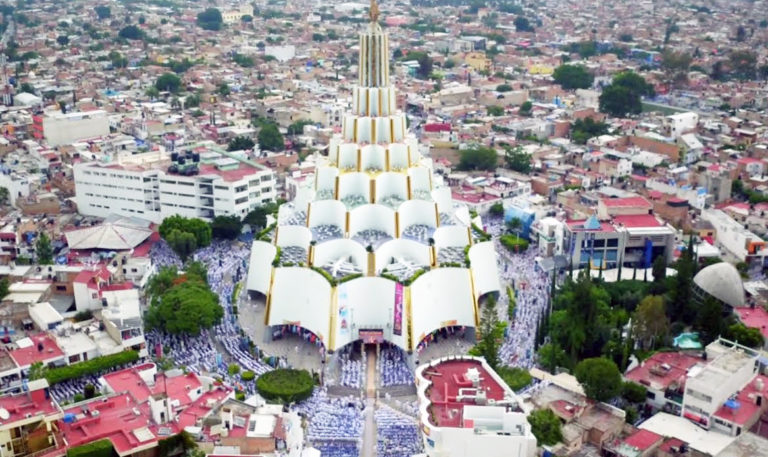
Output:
[0,408,9,420]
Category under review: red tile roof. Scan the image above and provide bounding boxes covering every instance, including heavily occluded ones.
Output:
[9,334,65,368]
[601,196,651,208]
[624,429,663,451]
[734,307,768,342]
[613,214,663,228]
[713,375,768,426]
[625,352,702,391]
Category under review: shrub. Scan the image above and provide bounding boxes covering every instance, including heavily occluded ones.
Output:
[67,439,115,457]
[497,366,532,391]
[500,234,529,252]
[622,381,647,403]
[73,310,94,322]
[256,369,314,404]
[228,364,240,375]
[46,351,139,385]
[471,223,492,242]
[235,391,246,401]
[241,370,255,381]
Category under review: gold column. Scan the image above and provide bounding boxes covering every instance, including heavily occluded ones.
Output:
[371,118,377,144]
[274,226,279,245]
[405,285,413,351]
[306,203,311,227]
[370,177,376,204]
[357,148,362,172]
[385,148,390,171]
[328,286,338,351]
[345,211,350,235]
[264,267,276,325]
[395,212,400,238]
[434,203,440,227]
[334,176,339,200]
[467,269,480,332]
[406,176,412,200]
[308,243,315,266]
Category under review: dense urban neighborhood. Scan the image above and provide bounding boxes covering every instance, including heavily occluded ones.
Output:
[0,0,767,457]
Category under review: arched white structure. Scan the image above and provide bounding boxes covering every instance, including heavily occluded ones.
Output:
[375,172,408,203]
[432,186,454,215]
[246,241,276,296]
[315,166,340,195]
[348,204,396,238]
[334,277,406,350]
[397,200,438,236]
[408,167,432,196]
[338,172,371,203]
[375,239,430,273]
[360,144,386,172]
[275,225,312,250]
[468,242,502,297]
[308,200,346,230]
[336,143,358,171]
[433,226,471,250]
[410,268,476,346]
[389,143,410,170]
[268,267,332,345]
[313,239,368,271]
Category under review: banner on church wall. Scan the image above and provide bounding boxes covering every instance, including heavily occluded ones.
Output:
[393,283,404,336]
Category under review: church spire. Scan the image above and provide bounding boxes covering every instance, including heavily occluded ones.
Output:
[369,0,380,23]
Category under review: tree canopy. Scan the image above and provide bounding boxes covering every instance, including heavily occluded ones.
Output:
[527,409,562,446]
[197,8,223,31]
[158,216,211,261]
[574,357,623,402]
[155,72,183,94]
[468,295,506,370]
[118,25,143,40]
[94,5,111,19]
[146,280,221,335]
[514,16,534,32]
[599,71,654,118]
[571,118,608,144]
[458,145,498,171]
[504,146,531,173]
[631,295,669,350]
[228,135,255,151]
[404,51,433,79]
[552,64,594,90]
[36,232,53,265]
[210,215,243,240]
[258,123,284,152]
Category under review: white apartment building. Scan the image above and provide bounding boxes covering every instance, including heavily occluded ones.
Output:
[74,151,277,224]
[681,339,759,430]
[415,356,536,457]
[42,110,110,146]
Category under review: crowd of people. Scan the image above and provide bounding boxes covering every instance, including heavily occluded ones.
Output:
[336,346,365,389]
[375,405,424,457]
[377,346,413,387]
[297,388,365,457]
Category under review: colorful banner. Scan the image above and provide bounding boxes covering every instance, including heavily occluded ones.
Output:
[393,283,404,336]
[359,329,384,344]
[339,289,350,336]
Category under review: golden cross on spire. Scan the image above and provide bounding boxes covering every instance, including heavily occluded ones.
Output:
[369,0,380,23]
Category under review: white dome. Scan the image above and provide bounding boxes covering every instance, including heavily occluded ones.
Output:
[693,262,745,307]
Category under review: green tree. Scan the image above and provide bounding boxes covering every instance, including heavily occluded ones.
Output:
[552,64,594,90]
[514,16,534,32]
[405,51,433,79]
[258,123,284,151]
[217,82,231,96]
[496,83,513,92]
[660,50,692,88]
[287,120,313,136]
[197,8,223,31]
[735,25,747,42]
[0,187,9,205]
[210,215,243,240]
[725,323,764,348]
[241,15,253,23]
[165,229,197,261]
[668,241,695,323]
[631,295,669,350]
[489,202,504,217]
[244,207,271,229]
[468,295,506,370]
[36,232,53,265]
[118,25,143,40]
[519,100,533,116]
[695,295,726,345]
[94,5,111,20]
[527,409,562,445]
[458,146,498,171]
[28,361,48,381]
[650,256,667,295]
[622,381,647,403]
[487,105,504,116]
[146,280,222,335]
[228,135,255,151]
[728,50,757,81]
[599,71,654,117]
[537,343,569,374]
[0,277,9,300]
[504,146,531,173]
[574,357,622,402]
[148,266,181,298]
[570,118,608,144]
[155,73,182,93]
[312,33,325,42]
[56,35,69,46]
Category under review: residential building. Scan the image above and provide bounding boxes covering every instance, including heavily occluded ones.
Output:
[41,111,110,147]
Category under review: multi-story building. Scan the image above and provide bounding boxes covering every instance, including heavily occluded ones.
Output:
[0,379,65,457]
[41,110,110,147]
[415,356,536,457]
[74,150,276,223]
[681,339,760,431]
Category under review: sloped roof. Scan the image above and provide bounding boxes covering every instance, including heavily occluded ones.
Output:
[65,221,153,251]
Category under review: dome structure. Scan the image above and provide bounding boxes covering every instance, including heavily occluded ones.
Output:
[693,262,745,308]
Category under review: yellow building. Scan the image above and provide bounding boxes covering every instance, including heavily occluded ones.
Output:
[527,63,555,75]
[464,52,491,72]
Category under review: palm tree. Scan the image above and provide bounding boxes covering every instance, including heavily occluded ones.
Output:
[506,217,522,238]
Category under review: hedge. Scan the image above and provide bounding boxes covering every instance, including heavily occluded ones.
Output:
[46,350,139,385]
[337,273,363,284]
[402,268,428,286]
[463,245,471,267]
[231,282,242,304]
[310,266,337,286]
[241,370,255,381]
[256,368,314,404]
[67,439,116,457]
[471,223,492,242]
[500,234,529,252]
[271,246,283,267]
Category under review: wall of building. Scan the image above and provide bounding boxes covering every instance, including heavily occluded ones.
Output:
[43,112,109,147]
